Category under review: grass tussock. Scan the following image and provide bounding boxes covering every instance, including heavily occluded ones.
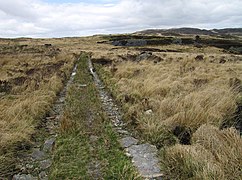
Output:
[96,49,242,179]
[101,57,241,141]
[161,144,223,179]
[162,125,242,179]
[0,42,76,178]
[192,125,242,179]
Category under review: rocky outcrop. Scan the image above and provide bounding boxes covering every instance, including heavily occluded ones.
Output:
[112,39,147,46]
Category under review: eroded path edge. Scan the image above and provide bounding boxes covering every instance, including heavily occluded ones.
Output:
[88,57,163,179]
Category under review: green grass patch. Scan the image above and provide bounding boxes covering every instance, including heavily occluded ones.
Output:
[50,53,138,179]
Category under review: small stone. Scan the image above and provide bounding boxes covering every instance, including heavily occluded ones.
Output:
[144,109,153,115]
[40,159,52,170]
[31,149,46,160]
[79,84,87,87]
[43,138,55,152]
[125,151,132,157]
[119,137,139,148]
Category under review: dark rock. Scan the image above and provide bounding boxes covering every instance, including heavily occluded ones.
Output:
[172,38,182,45]
[112,39,147,46]
[127,39,147,46]
[136,52,152,61]
[229,46,242,54]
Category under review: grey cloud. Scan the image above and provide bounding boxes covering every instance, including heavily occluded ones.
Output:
[0,0,241,37]
[0,0,38,19]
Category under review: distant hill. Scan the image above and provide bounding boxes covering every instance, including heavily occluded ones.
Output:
[136,28,242,36]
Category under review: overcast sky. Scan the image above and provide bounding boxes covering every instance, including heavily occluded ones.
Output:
[0,0,241,37]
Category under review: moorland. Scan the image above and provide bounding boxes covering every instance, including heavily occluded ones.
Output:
[0,28,242,179]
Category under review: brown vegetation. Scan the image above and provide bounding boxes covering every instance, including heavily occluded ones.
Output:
[1,34,241,179]
[93,36,242,179]
[0,41,76,177]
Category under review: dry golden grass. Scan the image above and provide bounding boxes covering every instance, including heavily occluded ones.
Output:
[162,125,242,179]
[0,36,126,177]
[162,144,223,179]
[67,35,242,179]
[95,43,242,179]
[1,34,241,179]
[193,125,242,179]
[107,55,241,134]
[0,40,77,177]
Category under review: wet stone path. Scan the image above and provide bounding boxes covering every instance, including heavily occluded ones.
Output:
[12,64,78,180]
[88,59,163,179]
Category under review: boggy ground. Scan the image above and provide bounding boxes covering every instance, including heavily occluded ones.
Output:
[93,34,242,179]
[0,37,139,179]
[50,53,138,179]
[1,34,242,179]
[0,41,77,178]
